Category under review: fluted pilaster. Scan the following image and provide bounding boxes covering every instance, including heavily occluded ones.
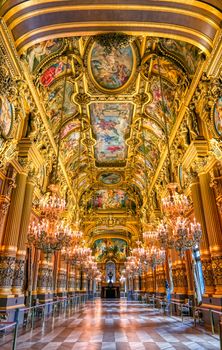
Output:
[0,172,27,295]
[199,172,222,295]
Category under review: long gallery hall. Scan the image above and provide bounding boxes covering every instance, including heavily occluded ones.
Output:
[0,1,222,349]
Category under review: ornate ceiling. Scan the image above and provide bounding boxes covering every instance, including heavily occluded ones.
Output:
[17,34,204,244]
[0,0,222,251]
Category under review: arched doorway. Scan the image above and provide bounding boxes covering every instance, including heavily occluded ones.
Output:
[106,261,116,283]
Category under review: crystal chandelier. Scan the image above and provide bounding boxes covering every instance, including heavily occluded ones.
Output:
[157,218,202,257]
[28,219,72,259]
[38,184,66,221]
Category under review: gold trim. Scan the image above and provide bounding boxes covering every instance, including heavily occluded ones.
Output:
[17,25,211,56]
[3,0,222,19]
[7,4,220,32]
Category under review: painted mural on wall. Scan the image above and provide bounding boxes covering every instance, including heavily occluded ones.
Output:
[90,103,133,164]
[145,77,175,127]
[25,38,64,72]
[213,97,222,136]
[89,41,134,91]
[88,189,135,210]
[0,96,14,138]
[46,81,78,125]
[99,172,121,185]
[93,238,127,262]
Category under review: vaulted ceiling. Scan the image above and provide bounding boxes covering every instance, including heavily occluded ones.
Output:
[1,0,222,248]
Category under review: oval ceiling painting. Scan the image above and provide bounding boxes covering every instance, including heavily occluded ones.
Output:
[99,172,121,185]
[213,96,222,136]
[89,41,135,92]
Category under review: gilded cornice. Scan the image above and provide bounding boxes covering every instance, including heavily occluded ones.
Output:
[1,1,221,54]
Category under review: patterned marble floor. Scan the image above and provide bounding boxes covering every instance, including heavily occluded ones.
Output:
[1,299,220,350]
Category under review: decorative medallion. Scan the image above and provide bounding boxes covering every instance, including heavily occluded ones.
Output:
[213,97,222,136]
[0,96,14,138]
[88,41,136,92]
[99,172,122,185]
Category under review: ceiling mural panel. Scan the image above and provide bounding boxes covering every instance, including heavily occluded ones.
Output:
[88,189,136,211]
[45,80,78,128]
[39,58,71,87]
[93,238,128,262]
[99,172,122,185]
[24,38,65,72]
[158,39,202,74]
[89,103,133,165]
[88,41,135,92]
[145,76,176,129]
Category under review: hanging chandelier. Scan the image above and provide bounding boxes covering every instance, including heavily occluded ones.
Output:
[28,219,72,259]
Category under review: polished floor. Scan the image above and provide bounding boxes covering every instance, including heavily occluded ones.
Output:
[1,299,220,350]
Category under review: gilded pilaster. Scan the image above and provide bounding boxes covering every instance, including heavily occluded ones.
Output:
[0,172,27,295]
[12,177,35,295]
[199,172,222,295]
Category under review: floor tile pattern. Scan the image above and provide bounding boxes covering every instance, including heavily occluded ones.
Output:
[1,300,219,350]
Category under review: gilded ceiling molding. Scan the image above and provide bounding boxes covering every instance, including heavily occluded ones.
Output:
[1,1,221,54]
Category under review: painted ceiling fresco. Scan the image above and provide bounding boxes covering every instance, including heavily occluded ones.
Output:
[99,172,122,185]
[22,35,202,243]
[90,103,133,165]
[89,41,135,92]
[93,238,128,262]
[88,189,136,211]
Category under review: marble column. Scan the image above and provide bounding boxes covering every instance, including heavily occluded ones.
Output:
[0,172,27,298]
[199,172,222,295]
[12,177,35,295]
[190,177,215,295]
